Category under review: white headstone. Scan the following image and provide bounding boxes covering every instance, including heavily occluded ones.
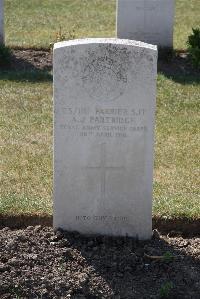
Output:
[117,0,175,48]
[53,38,157,240]
[0,0,4,44]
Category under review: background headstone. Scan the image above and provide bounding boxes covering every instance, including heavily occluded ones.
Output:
[117,0,175,48]
[0,0,4,44]
[53,38,157,240]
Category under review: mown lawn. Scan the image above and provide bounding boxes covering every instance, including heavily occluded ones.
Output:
[5,0,200,50]
[0,72,199,218]
[154,75,200,219]
[0,78,52,215]
[0,0,199,219]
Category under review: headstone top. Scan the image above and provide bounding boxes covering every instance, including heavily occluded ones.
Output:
[54,38,157,51]
[117,0,175,48]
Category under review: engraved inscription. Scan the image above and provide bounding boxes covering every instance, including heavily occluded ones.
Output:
[82,57,127,102]
[86,143,124,201]
[81,45,131,102]
[59,106,147,138]
[76,215,128,222]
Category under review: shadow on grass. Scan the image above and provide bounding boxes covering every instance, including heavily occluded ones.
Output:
[0,213,52,228]
[158,51,200,84]
[0,48,52,82]
[0,70,52,82]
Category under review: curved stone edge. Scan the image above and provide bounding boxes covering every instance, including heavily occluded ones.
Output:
[54,38,157,52]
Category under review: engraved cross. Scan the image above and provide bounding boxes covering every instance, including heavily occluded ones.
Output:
[86,143,123,200]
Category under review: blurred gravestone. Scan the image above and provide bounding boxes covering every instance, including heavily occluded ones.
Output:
[117,0,175,48]
[53,38,157,240]
[0,0,4,44]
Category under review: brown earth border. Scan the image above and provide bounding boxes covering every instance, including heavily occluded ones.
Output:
[0,214,199,237]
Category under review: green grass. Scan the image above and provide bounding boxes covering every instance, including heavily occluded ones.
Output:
[5,0,200,49]
[174,0,200,49]
[0,72,199,218]
[5,0,115,48]
[153,75,200,219]
[0,79,52,215]
[0,0,199,219]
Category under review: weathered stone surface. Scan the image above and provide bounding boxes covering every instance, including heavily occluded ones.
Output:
[117,0,175,48]
[53,38,157,239]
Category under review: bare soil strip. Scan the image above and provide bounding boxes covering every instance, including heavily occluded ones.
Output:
[0,226,199,298]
